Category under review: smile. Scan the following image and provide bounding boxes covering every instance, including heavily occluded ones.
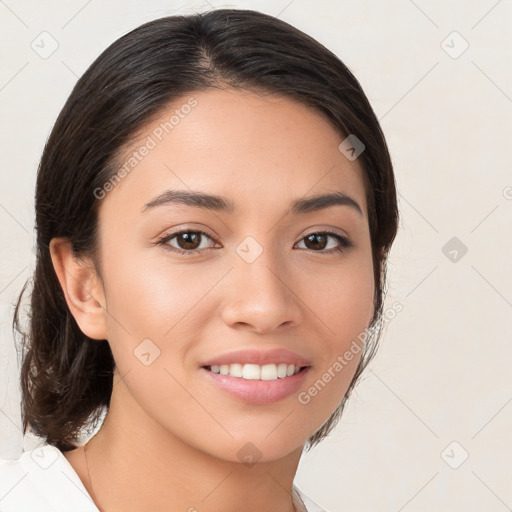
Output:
[201,366,310,404]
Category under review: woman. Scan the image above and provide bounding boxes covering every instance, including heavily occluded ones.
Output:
[2,8,399,511]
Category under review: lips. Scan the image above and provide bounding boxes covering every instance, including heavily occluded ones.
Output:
[199,348,311,404]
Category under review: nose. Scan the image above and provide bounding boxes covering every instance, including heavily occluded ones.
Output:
[220,250,302,335]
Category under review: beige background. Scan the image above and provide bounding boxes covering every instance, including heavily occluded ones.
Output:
[1,1,511,510]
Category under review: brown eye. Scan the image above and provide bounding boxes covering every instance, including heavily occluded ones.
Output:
[157,230,217,255]
[173,232,203,251]
[297,232,353,253]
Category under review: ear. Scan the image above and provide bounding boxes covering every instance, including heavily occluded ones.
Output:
[49,237,108,341]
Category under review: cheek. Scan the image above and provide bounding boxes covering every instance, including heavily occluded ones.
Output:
[102,246,221,341]
[305,253,375,346]
[100,250,229,399]
[295,254,374,415]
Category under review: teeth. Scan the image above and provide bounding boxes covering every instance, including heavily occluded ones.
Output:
[229,363,243,377]
[277,364,288,378]
[208,363,302,380]
[243,364,261,380]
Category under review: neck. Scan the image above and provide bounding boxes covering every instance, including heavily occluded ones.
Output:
[81,372,305,512]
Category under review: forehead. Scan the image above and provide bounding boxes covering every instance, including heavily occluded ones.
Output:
[99,88,368,221]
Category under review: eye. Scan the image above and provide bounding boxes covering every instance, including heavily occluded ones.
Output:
[155,229,217,255]
[296,231,353,254]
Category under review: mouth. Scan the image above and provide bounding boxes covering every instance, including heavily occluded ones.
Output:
[200,364,311,404]
[199,348,312,404]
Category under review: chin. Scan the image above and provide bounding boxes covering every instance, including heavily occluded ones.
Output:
[205,432,307,465]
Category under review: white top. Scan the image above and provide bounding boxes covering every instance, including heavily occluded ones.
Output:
[0,444,327,512]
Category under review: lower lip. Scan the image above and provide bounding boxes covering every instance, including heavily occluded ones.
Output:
[200,367,310,404]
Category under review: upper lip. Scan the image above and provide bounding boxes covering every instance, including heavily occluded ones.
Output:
[200,348,311,368]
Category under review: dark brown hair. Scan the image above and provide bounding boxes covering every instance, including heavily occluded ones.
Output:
[13,8,399,453]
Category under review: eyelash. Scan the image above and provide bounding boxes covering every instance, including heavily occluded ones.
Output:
[154,229,354,256]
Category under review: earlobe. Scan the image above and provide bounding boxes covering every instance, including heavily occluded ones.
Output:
[49,237,108,341]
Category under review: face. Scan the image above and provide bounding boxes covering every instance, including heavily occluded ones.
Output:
[93,88,374,462]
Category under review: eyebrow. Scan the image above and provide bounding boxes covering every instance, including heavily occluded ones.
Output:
[142,190,363,217]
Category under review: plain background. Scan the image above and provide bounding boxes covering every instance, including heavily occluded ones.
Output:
[1,1,511,510]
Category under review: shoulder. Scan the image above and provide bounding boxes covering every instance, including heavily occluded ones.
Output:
[293,484,330,512]
[0,444,98,512]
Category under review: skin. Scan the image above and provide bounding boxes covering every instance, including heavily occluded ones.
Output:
[50,87,375,512]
